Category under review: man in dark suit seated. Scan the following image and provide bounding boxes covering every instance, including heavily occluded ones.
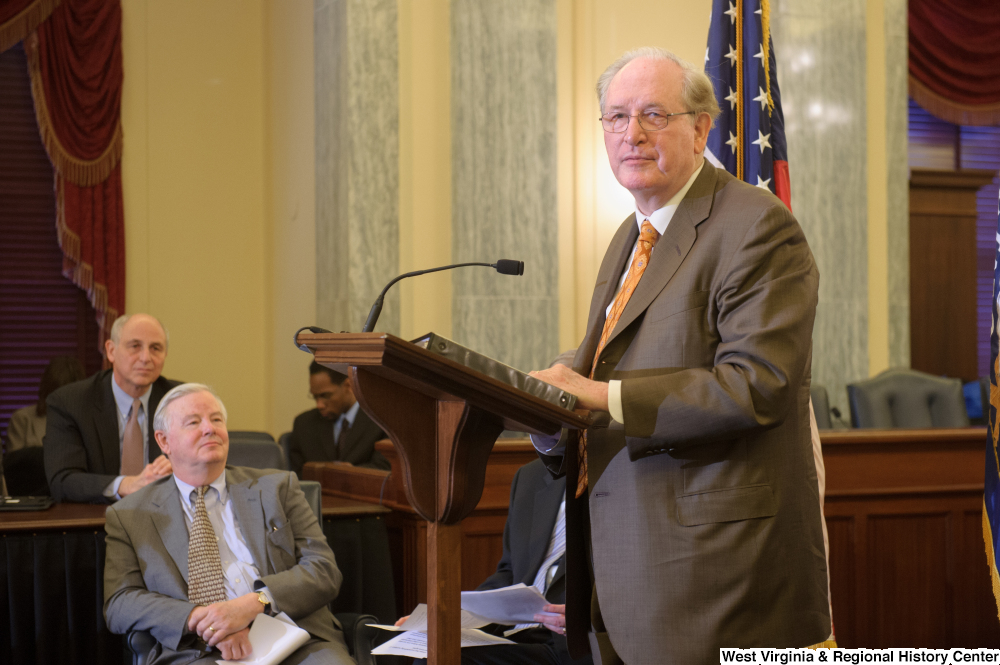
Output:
[288,362,390,477]
[402,458,592,665]
[43,313,180,503]
[104,383,354,664]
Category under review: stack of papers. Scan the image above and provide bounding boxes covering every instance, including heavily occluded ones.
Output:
[372,584,554,658]
[218,612,310,665]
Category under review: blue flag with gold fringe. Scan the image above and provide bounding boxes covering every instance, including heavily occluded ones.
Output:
[988,190,1000,618]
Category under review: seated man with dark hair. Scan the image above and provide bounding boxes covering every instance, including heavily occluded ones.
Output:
[288,362,390,477]
[104,382,354,664]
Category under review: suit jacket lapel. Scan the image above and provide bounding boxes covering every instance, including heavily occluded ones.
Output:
[95,372,121,474]
[525,475,566,585]
[604,165,717,351]
[150,479,191,584]
[578,217,639,373]
[227,469,269,575]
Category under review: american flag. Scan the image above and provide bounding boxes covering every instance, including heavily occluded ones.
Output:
[704,0,791,209]
[704,1,838,645]
[987,191,1000,619]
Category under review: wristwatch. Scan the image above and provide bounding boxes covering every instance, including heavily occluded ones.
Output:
[256,591,272,615]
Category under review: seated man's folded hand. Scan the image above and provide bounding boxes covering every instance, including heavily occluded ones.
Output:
[217,627,252,661]
[189,593,263,646]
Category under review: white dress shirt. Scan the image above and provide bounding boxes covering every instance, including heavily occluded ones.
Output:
[173,473,275,608]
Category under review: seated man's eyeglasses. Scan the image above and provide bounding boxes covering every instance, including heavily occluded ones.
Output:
[309,392,336,403]
[600,110,695,132]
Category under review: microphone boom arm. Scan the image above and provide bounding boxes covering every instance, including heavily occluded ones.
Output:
[362,262,497,333]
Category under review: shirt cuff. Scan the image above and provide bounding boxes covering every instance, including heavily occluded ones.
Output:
[104,476,125,500]
[530,432,565,456]
[608,380,624,425]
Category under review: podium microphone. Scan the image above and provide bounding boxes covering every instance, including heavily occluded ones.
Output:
[362,259,524,333]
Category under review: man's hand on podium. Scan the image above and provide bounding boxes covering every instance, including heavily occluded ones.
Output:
[529,364,609,412]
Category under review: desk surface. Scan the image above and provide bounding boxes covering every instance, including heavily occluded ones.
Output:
[0,495,388,533]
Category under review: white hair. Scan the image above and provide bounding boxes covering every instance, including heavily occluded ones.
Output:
[109,313,170,349]
[596,46,722,124]
[153,383,227,433]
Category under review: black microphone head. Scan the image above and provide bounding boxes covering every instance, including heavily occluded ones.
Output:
[830,407,842,418]
[495,259,524,276]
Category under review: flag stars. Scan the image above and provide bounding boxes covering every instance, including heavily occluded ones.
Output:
[753,86,768,111]
[724,1,737,24]
[726,131,738,153]
[754,44,765,61]
[725,87,738,109]
[756,176,772,190]
[725,44,738,66]
[752,130,772,153]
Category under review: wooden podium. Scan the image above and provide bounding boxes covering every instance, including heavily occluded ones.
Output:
[297,332,589,664]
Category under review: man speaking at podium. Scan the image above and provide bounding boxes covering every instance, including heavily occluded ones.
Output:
[529,48,830,664]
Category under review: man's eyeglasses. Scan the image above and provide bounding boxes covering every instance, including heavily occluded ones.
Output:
[600,110,695,133]
[309,392,336,403]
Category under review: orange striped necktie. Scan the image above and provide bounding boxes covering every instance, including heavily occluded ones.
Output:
[576,220,660,498]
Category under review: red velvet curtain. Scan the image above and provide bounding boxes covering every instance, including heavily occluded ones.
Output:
[0,0,59,53]
[909,0,1000,126]
[0,0,124,342]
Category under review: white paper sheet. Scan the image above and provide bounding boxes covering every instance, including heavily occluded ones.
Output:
[459,583,549,625]
[216,612,310,665]
[373,603,492,632]
[371,629,514,657]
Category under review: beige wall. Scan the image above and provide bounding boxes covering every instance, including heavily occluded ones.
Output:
[265,0,318,435]
[121,0,313,435]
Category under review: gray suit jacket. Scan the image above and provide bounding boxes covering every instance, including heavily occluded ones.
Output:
[104,467,342,662]
[542,164,830,664]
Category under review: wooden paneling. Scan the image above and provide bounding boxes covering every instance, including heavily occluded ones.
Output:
[822,428,1000,647]
[305,438,536,616]
[909,168,996,381]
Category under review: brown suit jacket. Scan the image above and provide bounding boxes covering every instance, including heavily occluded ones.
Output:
[541,164,830,664]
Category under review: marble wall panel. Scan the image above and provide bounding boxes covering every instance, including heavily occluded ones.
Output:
[315,0,399,335]
[771,0,869,414]
[450,0,559,372]
[885,0,910,369]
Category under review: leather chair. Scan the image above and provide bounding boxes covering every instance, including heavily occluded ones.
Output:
[278,431,293,473]
[2,446,49,495]
[847,368,970,429]
[227,433,287,471]
[124,478,379,665]
[810,384,833,430]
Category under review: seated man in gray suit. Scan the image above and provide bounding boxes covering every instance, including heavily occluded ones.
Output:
[44,313,179,503]
[104,383,353,664]
[287,362,390,477]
